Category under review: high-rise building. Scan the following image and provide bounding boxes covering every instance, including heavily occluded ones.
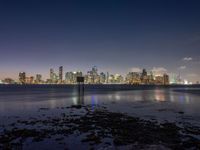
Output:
[141,69,148,84]
[126,72,141,84]
[76,71,83,77]
[19,72,26,84]
[92,66,98,83]
[108,74,115,83]
[59,66,63,83]
[65,72,74,84]
[114,74,124,83]
[100,72,106,84]
[155,76,164,85]
[86,66,99,84]
[26,76,34,84]
[50,68,54,81]
[35,74,42,83]
[106,72,109,84]
[3,78,15,84]
[53,73,58,83]
[148,71,154,84]
[65,71,83,84]
[163,74,169,85]
[85,71,92,84]
[142,69,147,77]
[176,72,183,84]
[92,66,98,75]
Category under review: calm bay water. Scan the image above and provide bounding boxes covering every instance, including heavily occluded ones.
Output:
[0,85,200,123]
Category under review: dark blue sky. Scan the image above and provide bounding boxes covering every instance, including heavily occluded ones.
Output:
[0,0,200,82]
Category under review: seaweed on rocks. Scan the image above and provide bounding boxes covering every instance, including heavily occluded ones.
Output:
[0,105,199,150]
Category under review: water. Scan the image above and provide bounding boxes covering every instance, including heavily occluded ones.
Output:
[0,85,200,149]
[0,86,200,120]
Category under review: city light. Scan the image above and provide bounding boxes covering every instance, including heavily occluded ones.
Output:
[0,66,196,85]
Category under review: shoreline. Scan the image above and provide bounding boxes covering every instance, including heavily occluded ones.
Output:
[0,84,200,90]
[0,105,199,150]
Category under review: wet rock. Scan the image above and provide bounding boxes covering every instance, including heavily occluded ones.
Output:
[39,108,49,111]
[0,105,200,149]
[55,137,64,141]
[184,126,200,135]
[178,111,184,114]
[81,132,102,144]
[71,105,82,109]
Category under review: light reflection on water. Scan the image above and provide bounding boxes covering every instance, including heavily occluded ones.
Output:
[154,89,165,102]
[0,88,200,123]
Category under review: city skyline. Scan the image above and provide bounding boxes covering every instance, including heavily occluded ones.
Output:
[0,60,199,81]
[0,0,200,82]
[0,64,198,83]
[1,65,197,85]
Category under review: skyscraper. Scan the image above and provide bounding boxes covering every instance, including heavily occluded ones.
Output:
[114,74,124,83]
[26,76,34,84]
[142,69,147,77]
[59,66,63,83]
[86,66,99,84]
[125,72,141,84]
[65,72,74,84]
[36,74,42,83]
[140,69,148,84]
[19,72,26,84]
[106,72,109,84]
[91,66,98,83]
[50,68,54,81]
[163,74,169,85]
[100,72,106,84]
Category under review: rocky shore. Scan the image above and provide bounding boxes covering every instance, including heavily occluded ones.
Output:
[0,105,200,150]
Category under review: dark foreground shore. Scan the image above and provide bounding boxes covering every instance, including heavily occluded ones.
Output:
[0,105,199,150]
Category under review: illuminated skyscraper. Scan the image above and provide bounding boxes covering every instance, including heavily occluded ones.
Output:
[148,71,154,84]
[3,78,15,84]
[36,74,42,83]
[50,68,54,81]
[65,72,73,84]
[114,74,124,83]
[142,69,147,77]
[177,73,183,84]
[155,76,164,85]
[59,66,63,83]
[141,69,148,84]
[73,71,83,83]
[106,72,109,84]
[92,66,98,74]
[126,72,141,84]
[26,76,34,84]
[92,66,98,83]
[65,71,82,84]
[108,74,115,83]
[163,74,169,85]
[76,71,83,77]
[100,72,106,84]
[19,72,26,84]
[86,66,99,84]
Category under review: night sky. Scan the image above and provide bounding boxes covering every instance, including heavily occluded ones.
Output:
[0,0,200,82]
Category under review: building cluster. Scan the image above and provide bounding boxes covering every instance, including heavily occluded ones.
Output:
[19,72,43,84]
[125,69,169,85]
[3,66,198,85]
[8,66,171,85]
[169,74,193,85]
[46,66,124,84]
